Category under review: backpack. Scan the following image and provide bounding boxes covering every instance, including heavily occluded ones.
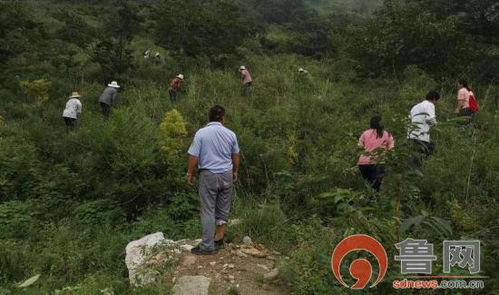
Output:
[469,92,479,113]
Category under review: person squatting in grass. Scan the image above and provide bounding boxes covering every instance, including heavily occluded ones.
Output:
[168,74,184,104]
[239,65,252,96]
[62,91,82,132]
[408,90,441,167]
[187,105,240,255]
[98,81,120,118]
[358,116,395,192]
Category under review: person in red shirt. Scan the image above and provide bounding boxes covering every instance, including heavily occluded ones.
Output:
[358,116,395,192]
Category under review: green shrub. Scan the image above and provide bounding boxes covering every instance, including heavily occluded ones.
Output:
[73,199,125,227]
[230,201,293,251]
[132,193,200,240]
[0,200,39,239]
[159,108,188,159]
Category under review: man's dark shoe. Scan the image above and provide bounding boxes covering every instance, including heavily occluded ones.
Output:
[191,245,217,255]
[214,239,225,250]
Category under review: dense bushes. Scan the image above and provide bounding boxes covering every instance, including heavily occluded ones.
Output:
[0,0,498,294]
[1,51,498,293]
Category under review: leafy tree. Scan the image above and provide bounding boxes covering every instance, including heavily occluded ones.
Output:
[153,0,253,56]
[348,0,473,77]
[248,0,313,24]
[286,15,334,57]
[105,0,142,42]
[92,40,133,82]
[53,10,96,48]
[0,3,38,64]
[92,0,141,82]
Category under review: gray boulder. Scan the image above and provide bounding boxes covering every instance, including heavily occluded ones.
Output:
[172,275,211,295]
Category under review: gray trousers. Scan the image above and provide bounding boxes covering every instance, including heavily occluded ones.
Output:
[198,170,233,251]
[242,82,252,96]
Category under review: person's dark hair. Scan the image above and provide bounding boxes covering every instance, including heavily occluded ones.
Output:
[370,115,384,138]
[209,105,226,122]
[426,90,441,101]
[458,79,471,91]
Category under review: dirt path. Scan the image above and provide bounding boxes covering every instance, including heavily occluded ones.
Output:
[171,243,289,295]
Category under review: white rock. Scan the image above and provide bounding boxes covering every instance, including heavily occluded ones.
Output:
[257,264,269,271]
[172,276,210,295]
[242,236,253,245]
[264,268,279,281]
[176,239,198,252]
[125,232,168,285]
[235,250,248,258]
[241,247,267,258]
[180,244,194,251]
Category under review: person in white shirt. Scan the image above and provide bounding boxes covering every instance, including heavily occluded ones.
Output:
[62,91,82,132]
[408,90,440,166]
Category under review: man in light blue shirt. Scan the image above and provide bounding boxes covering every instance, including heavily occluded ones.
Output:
[187,105,240,255]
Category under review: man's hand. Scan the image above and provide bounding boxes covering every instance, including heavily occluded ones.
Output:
[187,173,195,185]
[187,155,199,185]
[231,154,240,183]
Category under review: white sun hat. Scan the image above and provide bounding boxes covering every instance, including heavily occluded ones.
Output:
[298,67,305,72]
[177,74,184,80]
[108,81,120,88]
[70,91,81,98]
[239,65,246,71]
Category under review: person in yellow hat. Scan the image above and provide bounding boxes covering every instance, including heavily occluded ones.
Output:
[62,91,82,132]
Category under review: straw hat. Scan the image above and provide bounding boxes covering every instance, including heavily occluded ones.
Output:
[108,81,120,88]
[177,74,184,80]
[70,91,81,98]
[239,65,246,71]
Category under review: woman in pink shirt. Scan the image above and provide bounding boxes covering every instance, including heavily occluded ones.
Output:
[455,79,472,116]
[358,116,395,192]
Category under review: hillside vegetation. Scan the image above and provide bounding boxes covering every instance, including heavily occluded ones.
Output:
[0,0,498,294]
